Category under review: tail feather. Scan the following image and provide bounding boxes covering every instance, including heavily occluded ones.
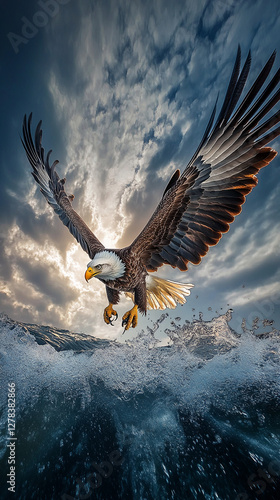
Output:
[125,275,193,311]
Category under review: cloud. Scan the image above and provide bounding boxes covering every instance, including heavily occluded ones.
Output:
[1,0,280,335]
[225,280,280,308]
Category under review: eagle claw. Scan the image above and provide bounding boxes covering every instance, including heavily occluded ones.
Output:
[122,305,138,332]
[109,312,118,326]
[104,304,118,326]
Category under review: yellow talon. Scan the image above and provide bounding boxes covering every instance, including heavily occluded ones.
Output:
[122,305,138,331]
[104,303,118,326]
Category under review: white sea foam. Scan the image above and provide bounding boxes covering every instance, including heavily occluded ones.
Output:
[0,311,279,411]
[0,312,279,498]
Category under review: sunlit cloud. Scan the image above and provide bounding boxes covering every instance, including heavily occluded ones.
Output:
[1,0,280,335]
[225,280,280,308]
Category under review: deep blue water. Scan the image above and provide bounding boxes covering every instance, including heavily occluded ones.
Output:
[0,312,279,499]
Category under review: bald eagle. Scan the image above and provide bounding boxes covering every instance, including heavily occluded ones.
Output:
[22,48,280,331]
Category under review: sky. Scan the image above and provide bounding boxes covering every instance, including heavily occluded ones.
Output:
[1,0,280,340]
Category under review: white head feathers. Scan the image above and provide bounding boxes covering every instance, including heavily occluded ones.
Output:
[87,251,126,281]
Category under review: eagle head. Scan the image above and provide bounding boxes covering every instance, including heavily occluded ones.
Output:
[85,251,126,282]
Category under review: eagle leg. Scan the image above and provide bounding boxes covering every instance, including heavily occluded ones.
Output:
[104,303,118,326]
[122,305,138,332]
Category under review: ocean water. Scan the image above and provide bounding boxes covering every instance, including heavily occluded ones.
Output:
[0,311,279,500]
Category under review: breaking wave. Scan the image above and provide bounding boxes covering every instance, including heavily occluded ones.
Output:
[0,311,279,499]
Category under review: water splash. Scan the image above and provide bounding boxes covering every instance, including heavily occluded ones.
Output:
[0,312,279,499]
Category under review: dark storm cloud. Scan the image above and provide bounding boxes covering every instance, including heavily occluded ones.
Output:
[96,101,107,116]
[118,124,185,242]
[17,257,79,306]
[1,0,280,334]
[147,124,183,173]
[166,84,181,105]
[143,128,156,145]
[151,41,173,67]
[3,190,75,257]
[0,237,12,281]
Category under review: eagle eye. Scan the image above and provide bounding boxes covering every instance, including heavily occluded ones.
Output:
[96,264,102,269]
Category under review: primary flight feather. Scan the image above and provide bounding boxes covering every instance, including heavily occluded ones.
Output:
[22,47,280,331]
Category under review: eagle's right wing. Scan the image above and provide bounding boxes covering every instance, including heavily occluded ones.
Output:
[21,114,104,259]
[129,48,280,272]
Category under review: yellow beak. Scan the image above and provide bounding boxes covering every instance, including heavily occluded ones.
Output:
[85,267,101,282]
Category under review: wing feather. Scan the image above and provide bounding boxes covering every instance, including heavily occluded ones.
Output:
[129,48,280,272]
[21,114,104,259]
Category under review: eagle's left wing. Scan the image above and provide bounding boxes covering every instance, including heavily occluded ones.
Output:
[130,48,280,272]
[21,114,104,259]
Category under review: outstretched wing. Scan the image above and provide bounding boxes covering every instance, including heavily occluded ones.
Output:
[21,114,104,259]
[130,47,280,272]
